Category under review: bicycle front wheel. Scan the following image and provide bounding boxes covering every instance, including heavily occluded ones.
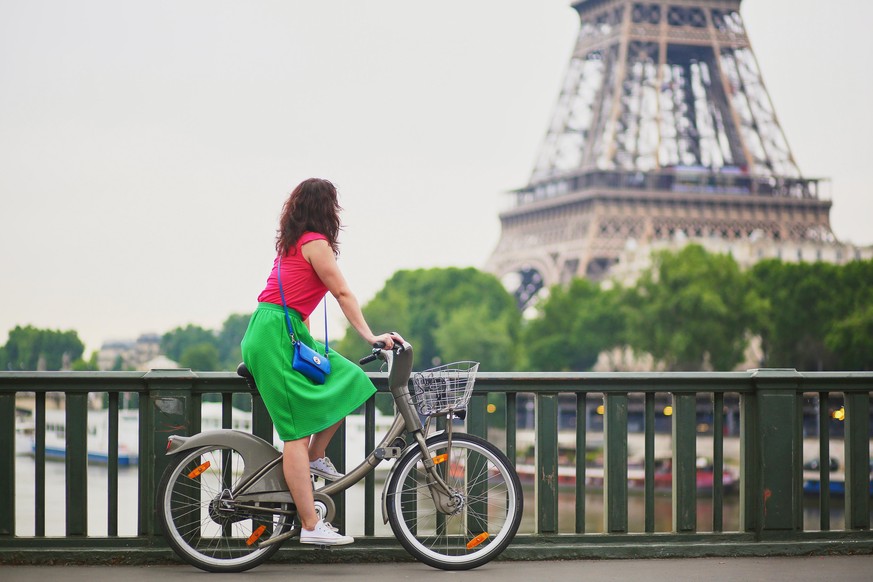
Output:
[157,445,292,573]
[385,432,523,570]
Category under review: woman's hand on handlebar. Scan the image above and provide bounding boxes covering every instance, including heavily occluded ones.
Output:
[371,332,404,350]
[360,332,405,365]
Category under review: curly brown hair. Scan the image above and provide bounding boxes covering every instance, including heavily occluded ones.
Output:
[276,178,342,256]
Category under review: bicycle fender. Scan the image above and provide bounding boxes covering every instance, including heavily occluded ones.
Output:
[380,430,448,524]
[166,430,288,497]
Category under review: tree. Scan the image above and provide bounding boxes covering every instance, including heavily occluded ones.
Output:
[217,313,251,369]
[521,278,627,371]
[111,354,127,371]
[72,352,100,371]
[826,259,873,370]
[433,304,518,371]
[825,304,873,371]
[336,267,521,371]
[179,342,220,371]
[162,324,216,363]
[750,260,841,370]
[626,244,763,371]
[158,315,250,371]
[1,325,85,370]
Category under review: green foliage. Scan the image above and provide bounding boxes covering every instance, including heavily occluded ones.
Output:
[72,352,100,371]
[433,304,517,371]
[826,259,873,370]
[751,258,873,370]
[111,354,127,371]
[161,324,215,362]
[0,325,85,370]
[626,244,762,370]
[160,314,250,370]
[179,342,221,371]
[336,267,521,371]
[750,260,840,370]
[521,278,627,371]
[5,255,872,375]
[217,313,250,369]
[825,304,873,371]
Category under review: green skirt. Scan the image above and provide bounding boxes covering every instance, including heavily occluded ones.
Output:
[240,302,376,441]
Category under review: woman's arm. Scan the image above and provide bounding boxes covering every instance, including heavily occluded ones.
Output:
[303,239,399,349]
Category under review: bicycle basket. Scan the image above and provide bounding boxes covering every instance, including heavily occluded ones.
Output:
[411,361,480,416]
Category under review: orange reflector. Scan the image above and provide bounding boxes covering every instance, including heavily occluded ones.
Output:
[432,454,448,465]
[187,461,211,479]
[466,532,489,549]
[246,525,267,546]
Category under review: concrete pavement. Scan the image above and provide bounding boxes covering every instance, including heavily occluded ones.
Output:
[2,556,872,582]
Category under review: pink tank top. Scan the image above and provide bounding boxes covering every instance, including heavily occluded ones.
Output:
[257,232,329,319]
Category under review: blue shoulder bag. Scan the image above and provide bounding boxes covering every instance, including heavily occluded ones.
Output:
[277,257,331,384]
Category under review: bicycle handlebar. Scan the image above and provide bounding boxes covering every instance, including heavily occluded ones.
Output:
[358,340,407,366]
[357,341,386,365]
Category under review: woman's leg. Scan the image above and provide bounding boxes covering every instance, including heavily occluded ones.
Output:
[282,438,318,530]
[285,433,354,545]
[308,419,344,461]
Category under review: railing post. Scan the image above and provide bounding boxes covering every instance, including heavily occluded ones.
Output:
[843,390,871,530]
[141,369,196,538]
[536,392,559,534]
[251,390,274,443]
[747,369,803,535]
[326,421,347,530]
[466,392,488,440]
[506,393,517,466]
[66,393,89,536]
[604,392,628,533]
[740,382,759,532]
[466,392,489,537]
[575,394,588,533]
[0,392,14,536]
[672,392,697,532]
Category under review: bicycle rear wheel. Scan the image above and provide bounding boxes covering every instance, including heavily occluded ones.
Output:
[385,432,523,570]
[157,445,292,572]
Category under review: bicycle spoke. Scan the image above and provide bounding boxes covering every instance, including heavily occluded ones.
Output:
[158,445,292,572]
[387,434,521,569]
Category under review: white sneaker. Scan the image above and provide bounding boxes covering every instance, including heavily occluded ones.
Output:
[300,519,354,546]
[309,456,344,481]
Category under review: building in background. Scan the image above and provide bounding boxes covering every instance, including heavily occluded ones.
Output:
[97,333,167,371]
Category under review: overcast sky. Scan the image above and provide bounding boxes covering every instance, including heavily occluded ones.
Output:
[1,0,871,355]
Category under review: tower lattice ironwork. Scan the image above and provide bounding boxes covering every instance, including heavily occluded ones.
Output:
[487,0,835,308]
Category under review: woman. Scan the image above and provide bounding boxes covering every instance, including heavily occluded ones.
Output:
[241,178,401,546]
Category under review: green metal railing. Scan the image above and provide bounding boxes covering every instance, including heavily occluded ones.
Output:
[1,369,871,564]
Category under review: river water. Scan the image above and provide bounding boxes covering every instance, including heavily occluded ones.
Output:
[13,455,848,537]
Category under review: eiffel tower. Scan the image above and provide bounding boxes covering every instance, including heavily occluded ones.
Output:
[486,0,837,309]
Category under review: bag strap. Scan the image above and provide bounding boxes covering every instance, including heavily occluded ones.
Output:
[277,256,329,356]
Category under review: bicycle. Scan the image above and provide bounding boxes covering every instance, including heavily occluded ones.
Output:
[156,340,523,571]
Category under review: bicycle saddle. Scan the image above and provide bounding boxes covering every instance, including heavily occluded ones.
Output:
[236,363,258,393]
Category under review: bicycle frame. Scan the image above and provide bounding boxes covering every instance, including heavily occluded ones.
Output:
[164,341,458,544]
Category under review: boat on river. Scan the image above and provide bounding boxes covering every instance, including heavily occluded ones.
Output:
[30,408,140,465]
[801,457,873,496]
[514,456,738,492]
[20,404,393,468]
